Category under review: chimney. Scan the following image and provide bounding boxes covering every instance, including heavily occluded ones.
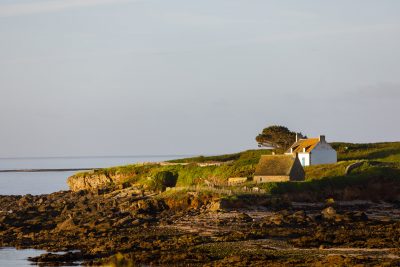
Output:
[319,135,326,143]
[295,133,300,142]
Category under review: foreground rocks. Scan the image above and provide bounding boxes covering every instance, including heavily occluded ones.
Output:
[1,188,400,266]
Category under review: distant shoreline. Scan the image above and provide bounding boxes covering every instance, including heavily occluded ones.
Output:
[0,155,194,160]
[0,168,95,173]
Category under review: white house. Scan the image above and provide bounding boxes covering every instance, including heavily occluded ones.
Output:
[285,135,337,166]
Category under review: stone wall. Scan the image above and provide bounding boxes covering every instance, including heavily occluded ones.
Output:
[253,175,290,183]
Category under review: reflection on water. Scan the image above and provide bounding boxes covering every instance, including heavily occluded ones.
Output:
[0,248,46,267]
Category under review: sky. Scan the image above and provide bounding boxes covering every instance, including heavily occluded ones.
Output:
[0,0,399,157]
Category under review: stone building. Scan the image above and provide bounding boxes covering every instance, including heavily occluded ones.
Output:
[253,155,305,183]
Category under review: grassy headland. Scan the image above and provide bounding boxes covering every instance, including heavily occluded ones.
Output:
[68,142,400,201]
[69,149,272,189]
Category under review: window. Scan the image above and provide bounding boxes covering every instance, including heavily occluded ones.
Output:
[301,157,306,166]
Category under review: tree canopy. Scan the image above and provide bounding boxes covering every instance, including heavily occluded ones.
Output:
[255,125,301,150]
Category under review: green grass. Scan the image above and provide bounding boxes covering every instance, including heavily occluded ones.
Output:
[73,163,159,179]
[332,142,400,162]
[258,166,400,194]
[167,149,272,163]
[172,150,274,185]
[304,161,355,180]
[168,154,241,163]
[171,142,400,165]
[93,149,272,187]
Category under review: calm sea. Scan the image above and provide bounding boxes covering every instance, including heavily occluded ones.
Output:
[0,155,186,195]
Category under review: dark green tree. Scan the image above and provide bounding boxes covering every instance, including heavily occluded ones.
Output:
[256,125,302,150]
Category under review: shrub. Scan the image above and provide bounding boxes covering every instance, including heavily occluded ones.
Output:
[149,171,178,192]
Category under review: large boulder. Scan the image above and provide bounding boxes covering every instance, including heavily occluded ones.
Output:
[67,172,113,191]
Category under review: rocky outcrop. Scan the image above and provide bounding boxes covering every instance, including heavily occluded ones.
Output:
[67,170,136,191]
[67,171,114,191]
[1,189,400,266]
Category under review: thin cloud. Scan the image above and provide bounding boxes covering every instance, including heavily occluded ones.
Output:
[0,0,135,17]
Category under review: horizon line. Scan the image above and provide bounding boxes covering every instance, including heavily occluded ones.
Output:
[0,154,197,160]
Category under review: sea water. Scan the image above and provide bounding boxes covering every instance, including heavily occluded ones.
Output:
[0,155,185,195]
[0,248,47,267]
[0,248,84,267]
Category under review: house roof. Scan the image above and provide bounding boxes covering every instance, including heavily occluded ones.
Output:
[286,138,319,154]
[254,155,297,176]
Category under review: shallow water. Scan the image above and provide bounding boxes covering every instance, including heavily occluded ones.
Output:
[0,248,47,267]
[0,155,185,195]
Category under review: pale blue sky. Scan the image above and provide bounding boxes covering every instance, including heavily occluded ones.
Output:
[0,0,399,157]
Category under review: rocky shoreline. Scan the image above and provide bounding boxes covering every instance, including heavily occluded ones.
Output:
[1,186,400,266]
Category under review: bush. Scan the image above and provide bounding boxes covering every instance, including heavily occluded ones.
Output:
[149,171,178,192]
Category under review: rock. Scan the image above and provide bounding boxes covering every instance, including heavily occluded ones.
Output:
[291,210,308,223]
[321,207,337,220]
[208,200,222,212]
[67,173,113,192]
[18,195,32,207]
[114,216,133,227]
[237,213,253,222]
[134,199,165,214]
[38,205,50,213]
[269,214,283,225]
[131,219,142,226]
[29,251,83,265]
[55,218,79,232]
[347,211,369,221]
[1,187,400,267]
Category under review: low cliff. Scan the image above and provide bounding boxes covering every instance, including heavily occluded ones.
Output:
[67,168,142,191]
[67,171,114,191]
[67,163,169,191]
